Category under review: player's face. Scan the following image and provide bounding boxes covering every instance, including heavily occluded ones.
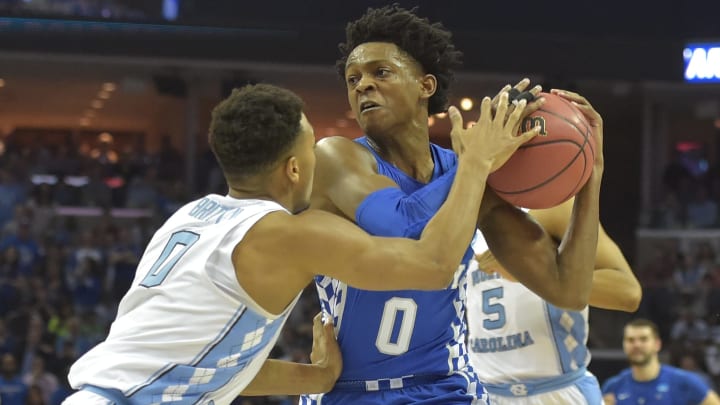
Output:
[289,114,316,214]
[622,326,661,366]
[344,42,426,137]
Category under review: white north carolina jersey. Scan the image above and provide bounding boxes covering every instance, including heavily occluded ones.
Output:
[467,231,590,385]
[68,195,298,405]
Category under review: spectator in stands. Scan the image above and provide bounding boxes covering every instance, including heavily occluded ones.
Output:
[0,219,40,276]
[84,164,114,208]
[674,252,708,313]
[26,384,46,405]
[687,186,718,228]
[638,244,677,340]
[706,267,720,318]
[22,355,57,404]
[0,352,28,405]
[69,257,103,315]
[704,334,720,387]
[155,135,183,182]
[105,227,140,301]
[125,166,159,209]
[48,366,73,405]
[0,319,16,356]
[0,169,27,230]
[672,311,710,345]
[653,189,684,228]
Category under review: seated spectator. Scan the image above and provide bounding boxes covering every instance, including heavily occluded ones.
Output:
[70,258,103,314]
[672,311,710,344]
[0,220,40,276]
[22,356,57,404]
[0,169,28,230]
[673,252,707,301]
[0,318,17,356]
[706,265,720,316]
[48,366,73,405]
[26,384,46,405]
[80,165,112,208]
[653,189,685,228]
[125,167,159,208]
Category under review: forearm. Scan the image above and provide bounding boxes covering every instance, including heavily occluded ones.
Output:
[553,170,602,308]
[420,157,491,268]
[588,268,642,312]
[240,359,334,396]
[478,173,600,309]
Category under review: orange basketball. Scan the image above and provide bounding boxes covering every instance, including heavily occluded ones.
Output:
[487,92,595,209]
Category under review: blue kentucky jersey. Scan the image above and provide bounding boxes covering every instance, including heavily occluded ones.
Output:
[602,365,710,405]
[314,137,475,382]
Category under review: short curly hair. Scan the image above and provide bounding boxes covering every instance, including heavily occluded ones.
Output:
[208,83,304,182]
[337,4,463,115]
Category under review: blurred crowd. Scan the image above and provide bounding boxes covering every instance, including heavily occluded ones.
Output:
[648,150,720,229]
[637,239,720,390]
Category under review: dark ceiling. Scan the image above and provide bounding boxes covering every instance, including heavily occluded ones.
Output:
[1,0,719,81]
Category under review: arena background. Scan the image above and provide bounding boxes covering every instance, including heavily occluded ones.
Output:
[1,0,720,403]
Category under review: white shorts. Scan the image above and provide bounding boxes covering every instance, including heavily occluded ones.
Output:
[487,373,604,405]
[62,390,114,405]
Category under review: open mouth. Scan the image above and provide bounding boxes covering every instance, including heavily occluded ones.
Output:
[360,101,381,113]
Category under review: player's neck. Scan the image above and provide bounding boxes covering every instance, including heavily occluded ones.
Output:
[366,126,434,183]
[226,178,291,211]
[631,358,661,382]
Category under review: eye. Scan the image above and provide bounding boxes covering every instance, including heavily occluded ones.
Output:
[376,68,391,77]
[346,75,359,86]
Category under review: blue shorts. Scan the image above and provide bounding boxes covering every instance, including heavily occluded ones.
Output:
[299,372,488,405]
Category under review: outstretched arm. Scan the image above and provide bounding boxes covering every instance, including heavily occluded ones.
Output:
[235,95,539,316]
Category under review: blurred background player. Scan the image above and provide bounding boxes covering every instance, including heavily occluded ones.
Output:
[602,319,720,405]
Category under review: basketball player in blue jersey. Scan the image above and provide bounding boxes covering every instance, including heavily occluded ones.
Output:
[64,81,538,404]
[300,5,602,405]
[602,319,720,405]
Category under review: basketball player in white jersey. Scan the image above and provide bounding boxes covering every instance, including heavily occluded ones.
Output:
[467,90,642,405]
[65,83,540,404]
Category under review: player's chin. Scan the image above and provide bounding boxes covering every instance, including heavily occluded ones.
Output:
[362,122,390,139]
[359,115,388,135]
[627,353,651,366]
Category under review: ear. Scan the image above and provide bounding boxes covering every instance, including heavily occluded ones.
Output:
[419,74,437,101]
[284,156,300,185]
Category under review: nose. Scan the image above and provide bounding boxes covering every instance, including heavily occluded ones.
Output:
[355,75,376,93]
